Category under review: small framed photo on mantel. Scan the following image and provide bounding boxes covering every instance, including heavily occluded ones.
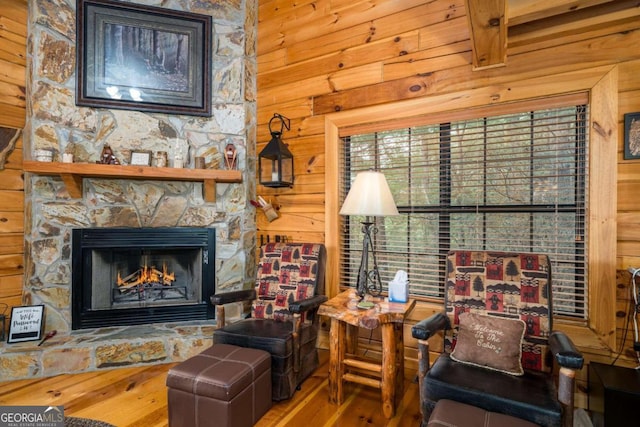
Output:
[8,305,44,344]
[624,112,640,160]
[130,150,152,166]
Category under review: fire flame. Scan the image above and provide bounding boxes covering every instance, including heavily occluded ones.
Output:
[117,262,176,289]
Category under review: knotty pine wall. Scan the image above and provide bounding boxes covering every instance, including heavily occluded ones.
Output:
[2,0,640,407]
[256,0,640,407]
[0,0,26,339]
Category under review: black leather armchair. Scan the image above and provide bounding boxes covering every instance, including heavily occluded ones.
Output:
[210,242,327,401]
[411,251,583,427]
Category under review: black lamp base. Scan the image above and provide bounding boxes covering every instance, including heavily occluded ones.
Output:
[355,220,383,300]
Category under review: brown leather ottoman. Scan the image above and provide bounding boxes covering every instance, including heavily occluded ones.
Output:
[167,344,272,427]
[427,399,540,427]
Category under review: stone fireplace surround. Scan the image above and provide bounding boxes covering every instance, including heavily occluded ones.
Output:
[0,0,258,381]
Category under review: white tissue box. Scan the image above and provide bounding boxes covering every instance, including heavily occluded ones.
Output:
[388,280,408,303]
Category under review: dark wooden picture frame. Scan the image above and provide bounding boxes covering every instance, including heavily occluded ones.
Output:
[76,0,212,116]
[8,305,44,344]
[624,112,640,160]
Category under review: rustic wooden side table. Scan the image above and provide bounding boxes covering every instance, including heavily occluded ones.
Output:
[318,289,416,418]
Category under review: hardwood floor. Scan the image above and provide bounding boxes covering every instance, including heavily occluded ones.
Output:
[0,350,422,427]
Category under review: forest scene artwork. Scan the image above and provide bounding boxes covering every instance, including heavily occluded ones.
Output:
[76,0,212,116]
[103,23,190,94]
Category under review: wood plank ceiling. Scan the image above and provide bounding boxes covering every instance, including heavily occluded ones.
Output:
[465,0,632,69]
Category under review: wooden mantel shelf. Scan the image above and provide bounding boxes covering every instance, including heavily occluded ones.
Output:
[23,161,242,203]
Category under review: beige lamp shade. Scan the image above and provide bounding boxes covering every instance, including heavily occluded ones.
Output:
[339,171,399,216]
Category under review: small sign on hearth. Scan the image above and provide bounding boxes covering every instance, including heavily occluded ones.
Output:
[8,305,45,344]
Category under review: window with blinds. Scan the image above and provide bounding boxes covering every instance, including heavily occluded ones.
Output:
[340,103,588,318]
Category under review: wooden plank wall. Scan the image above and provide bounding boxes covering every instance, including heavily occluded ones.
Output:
[0,0,26,337]
[2,0,640,407]
[256,0,640,407]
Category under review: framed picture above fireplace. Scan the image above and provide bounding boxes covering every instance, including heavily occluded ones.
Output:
[76,0,212,116]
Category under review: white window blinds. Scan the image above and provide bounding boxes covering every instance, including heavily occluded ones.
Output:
[340,102,588,318]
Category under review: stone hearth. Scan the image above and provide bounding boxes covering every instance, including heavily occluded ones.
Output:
[0,321,218,379]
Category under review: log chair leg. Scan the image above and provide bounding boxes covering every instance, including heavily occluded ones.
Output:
[215,305,225,329]
[558,366,577,427]
[292,313,301,373]
[416,339,432,423]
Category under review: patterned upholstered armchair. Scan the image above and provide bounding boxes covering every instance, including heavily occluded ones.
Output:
[210,242,327,401]
[412,251,584,427]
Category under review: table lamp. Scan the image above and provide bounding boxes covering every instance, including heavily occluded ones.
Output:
[340,170,399,308]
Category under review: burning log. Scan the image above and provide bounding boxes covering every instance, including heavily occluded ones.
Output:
[117,263,176,291]
[162,264,175,285]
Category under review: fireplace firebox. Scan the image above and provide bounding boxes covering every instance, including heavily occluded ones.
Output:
[72,228,215,329]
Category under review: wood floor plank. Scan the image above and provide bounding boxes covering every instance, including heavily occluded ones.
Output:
[62,365,173,422]
[0,365,157,405]
[0,350,421,426]
[125,407,170,427]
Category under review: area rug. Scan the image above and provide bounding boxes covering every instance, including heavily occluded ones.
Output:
[64,416,117,427]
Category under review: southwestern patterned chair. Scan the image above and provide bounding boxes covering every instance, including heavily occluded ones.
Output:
[210,242,327,401]
[411,251,583,427]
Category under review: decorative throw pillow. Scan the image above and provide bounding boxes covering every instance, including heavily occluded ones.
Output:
[450,312,525,376]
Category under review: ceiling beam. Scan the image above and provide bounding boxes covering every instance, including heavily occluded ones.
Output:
[465,0,507,70]
[508,0,640,48]
[508,0,615,26]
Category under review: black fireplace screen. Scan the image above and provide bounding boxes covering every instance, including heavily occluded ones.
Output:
[72,228,215,329]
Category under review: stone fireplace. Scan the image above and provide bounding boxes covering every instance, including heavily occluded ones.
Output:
[71,227,216,329]
[0,0,258,382]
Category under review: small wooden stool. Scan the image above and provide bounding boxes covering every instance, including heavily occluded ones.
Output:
[427,399,540,427]
[167,344,272,427]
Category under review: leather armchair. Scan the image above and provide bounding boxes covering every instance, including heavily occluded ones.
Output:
[411,251,583,427]
[210,242,327,401]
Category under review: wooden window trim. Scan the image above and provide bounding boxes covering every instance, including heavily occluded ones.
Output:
[325,65,618,352]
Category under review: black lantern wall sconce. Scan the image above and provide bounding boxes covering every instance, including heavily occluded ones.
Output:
[259,113,294,188]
